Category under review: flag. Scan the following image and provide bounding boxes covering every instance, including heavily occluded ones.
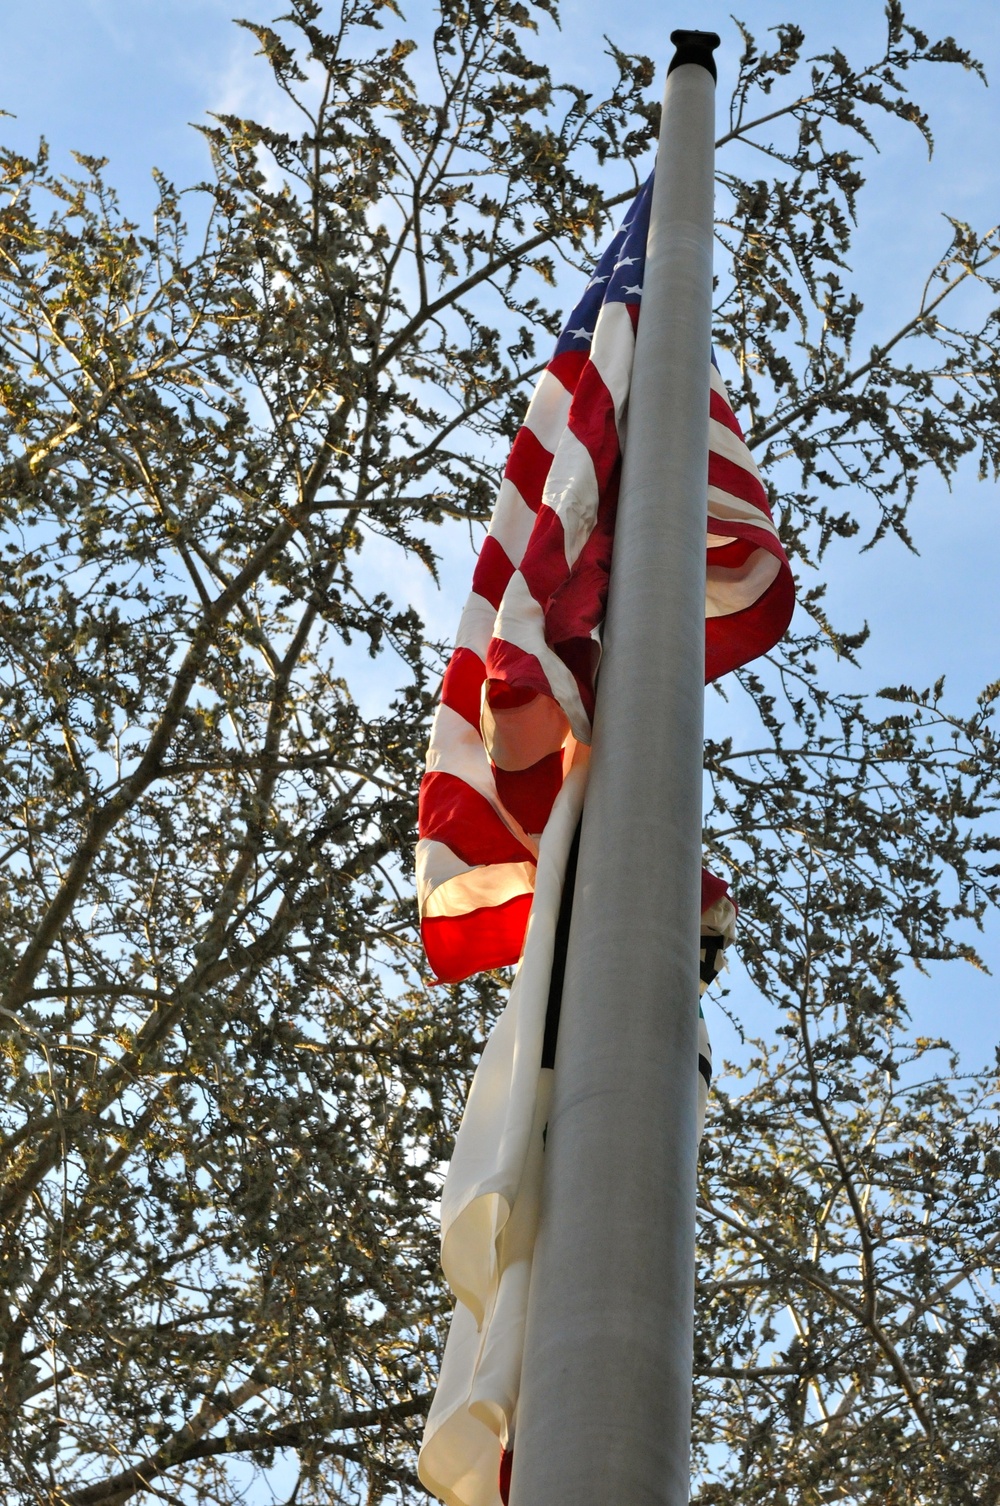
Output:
[416,173,793,987]
[416,173,794,1506]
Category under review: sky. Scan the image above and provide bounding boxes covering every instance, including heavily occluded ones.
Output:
[3,6,997,1019]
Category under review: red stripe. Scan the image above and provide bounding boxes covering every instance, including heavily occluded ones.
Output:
[499,1447,513,1505]
[547,349,589,394]
[705,566,796,682]
[419,772,535,867]
[493,751,564,837]
[422,894,534,983]
[504,427,552,514]
[709,526,783,559]
[552,634,599,725]
[517,504,569,610]
[541,465,618,646]
[541,466,620,724]
[472,534,516,609]
[710,386,745,440]
[487,681,537,711]
[567,363,619,491]
[709,449,770,515]
[701,868,730,914]
[440,647,485,730]
[484,638,553,706]
[707,536,758,570]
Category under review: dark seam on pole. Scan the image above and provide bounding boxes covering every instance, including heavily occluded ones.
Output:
[540,821,582,1071]
[544,860,725,1070]
[667,29,721,81]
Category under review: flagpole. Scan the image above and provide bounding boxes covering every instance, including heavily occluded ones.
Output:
[510,32,719,1506]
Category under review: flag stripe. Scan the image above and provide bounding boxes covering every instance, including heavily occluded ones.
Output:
[422,896,536,986]
[486,479,538,570]
[504,428,552,513]
[441,648,486,730]
[473,536,517,611]
[418,775,536,868]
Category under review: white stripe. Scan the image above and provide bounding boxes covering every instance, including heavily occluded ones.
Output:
[703,894,737,943]
[588,300,635,433]
[419,853,537,920]
[416,837,475,901]
[493,571,592,743]
[522,368,572,454]
[540,429,600,570]
[455,593,498,657]
[481,692,570,773]
[707,484,779,539]
[486,478,537,572]
[709,412,765,478]
[427,703,494,797]
[706,548,781,618]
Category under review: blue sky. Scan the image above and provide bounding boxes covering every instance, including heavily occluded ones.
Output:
[3,1,998,1068]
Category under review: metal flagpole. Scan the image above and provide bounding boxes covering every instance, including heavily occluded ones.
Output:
[510,31,719,1506]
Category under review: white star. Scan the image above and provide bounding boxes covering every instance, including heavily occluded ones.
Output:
[567,326,593,342]
[587,274,609,288]
[622,283,643,296]
[614,256,638,269]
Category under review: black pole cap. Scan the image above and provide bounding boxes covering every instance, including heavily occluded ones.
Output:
[667,29,721,82]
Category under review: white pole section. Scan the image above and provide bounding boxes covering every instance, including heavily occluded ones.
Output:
[510,31,719,1506]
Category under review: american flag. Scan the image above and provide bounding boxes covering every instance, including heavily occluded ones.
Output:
[416,174,795,1506]
[416,174,794,985]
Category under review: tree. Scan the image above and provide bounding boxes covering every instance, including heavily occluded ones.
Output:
[0,2,998,1502]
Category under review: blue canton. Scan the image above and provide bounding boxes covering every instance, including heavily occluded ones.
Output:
[553,174,653,358]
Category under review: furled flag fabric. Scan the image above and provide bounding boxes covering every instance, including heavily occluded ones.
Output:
[415,172,794,1506]
[417,760,735,1506]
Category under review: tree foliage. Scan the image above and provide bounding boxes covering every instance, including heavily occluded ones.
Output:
[0,1,998,1502]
